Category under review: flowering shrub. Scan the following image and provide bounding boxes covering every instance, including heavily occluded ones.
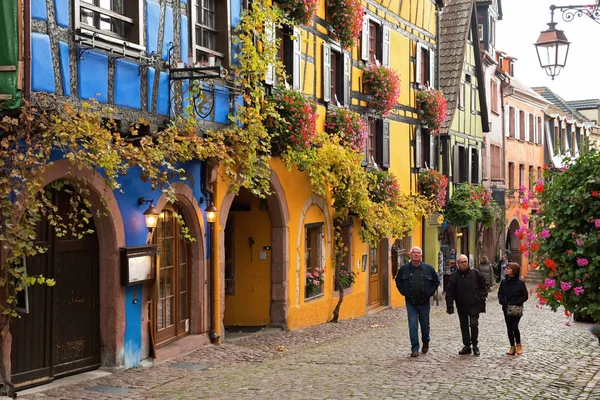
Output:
[338,262,357,289]
[444,184,500,228]
[327,0,364,49]
[277,0,318,25]
[306,267,325,295]
[362,64,402,116]
[368,170,401,208]
[325,107,368,152]
[271,89,317,152]
[516,150,600,320]
[416,89,448,136]
[418,169,448,211]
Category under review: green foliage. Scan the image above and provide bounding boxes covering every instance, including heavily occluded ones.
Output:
[444,184,482,227]
[528,150,600,320]
[444,184,500,228]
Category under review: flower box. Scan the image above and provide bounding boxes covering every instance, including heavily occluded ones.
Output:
[325,107,368,152]
[270,89,317,153]
[277,0,318,25]
[327,0,364,49]
[416,89,448,136]
[362,64,402,116]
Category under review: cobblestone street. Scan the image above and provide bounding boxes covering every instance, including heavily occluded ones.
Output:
[19,289,600,399]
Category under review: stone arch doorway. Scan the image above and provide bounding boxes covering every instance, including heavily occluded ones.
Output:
[10,160,125,388]
[148,183,208,350]
[219,170,289,335]
[506,219,522,268]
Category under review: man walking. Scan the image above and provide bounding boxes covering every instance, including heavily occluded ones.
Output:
[395,246,440,357]
[446,254,487,356]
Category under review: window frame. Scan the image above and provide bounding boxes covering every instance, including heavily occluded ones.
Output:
[190,0,229,67]
[305,222,325,299]
[490,80,499,115]
[74,0,144,49]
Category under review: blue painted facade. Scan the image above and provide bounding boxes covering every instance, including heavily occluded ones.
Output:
[22,0,241,374]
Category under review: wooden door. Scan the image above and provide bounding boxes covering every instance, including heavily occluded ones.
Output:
[11,189,100,388]
[368,245,381,308]
[154,206,190,347]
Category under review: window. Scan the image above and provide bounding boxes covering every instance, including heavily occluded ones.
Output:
[538,117,543,145]
[508,162,515,189]
[77,0,141,44]
[453,145,467,183]
[490,144,503,180]
[529,114,535,143]
[368,21,379,63]
[415,125,436,170]
[509,107,515,138]
[276,26,302,90]
[323,44,350,105]
[470,147,479,184]
[490,18,496,46]
[519,110,525,140]
[191,0,228,66]
[361,17,390,66]
[305,223,324,298]
[470,86,477,114]
[458,82,465,109]
[491,81,499,115]
[478,24,483,42]
[537,167,542,181]
[364,119,390,169]
[528,166,534,191]
[416,44,435,88]
[519,164,525,188]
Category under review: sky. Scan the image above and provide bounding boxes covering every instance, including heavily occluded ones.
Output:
[496,0,600,102]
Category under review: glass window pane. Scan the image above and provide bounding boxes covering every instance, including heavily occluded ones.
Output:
[179,293,187,321]
[164,238,173,266]
[166,297,173,325]
[165,267,173,296]
[157,299,165,329]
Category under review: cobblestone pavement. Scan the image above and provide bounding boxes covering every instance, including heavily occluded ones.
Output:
[19,289,600,399]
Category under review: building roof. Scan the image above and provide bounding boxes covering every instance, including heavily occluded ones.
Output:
[439,0,475,135]
[532,87,590,122]
[509,77,549,105]
[565,99,600,110]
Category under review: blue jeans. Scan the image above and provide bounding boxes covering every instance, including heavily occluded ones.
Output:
[406,301,431,351]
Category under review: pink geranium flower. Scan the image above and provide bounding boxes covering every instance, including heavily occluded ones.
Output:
[576,257,589,267]
[573,286,584,296]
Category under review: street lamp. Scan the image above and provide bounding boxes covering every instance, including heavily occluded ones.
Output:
[534,4,600,79]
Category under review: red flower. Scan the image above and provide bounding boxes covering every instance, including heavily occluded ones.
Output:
[531,242,540,252]
[553,291,563,301]
[592,191,599,197]
[544,258,556,270]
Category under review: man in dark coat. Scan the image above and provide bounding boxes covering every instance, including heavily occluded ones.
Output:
[395,246,440,358]
[446,253,487,356]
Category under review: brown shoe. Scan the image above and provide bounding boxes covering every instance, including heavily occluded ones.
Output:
[422,342,429,354]
[507,346,516,356]
[516,344,523,355]
[410,350,419,357]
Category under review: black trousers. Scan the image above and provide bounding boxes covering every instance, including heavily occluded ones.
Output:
[458,313,480,347]
[504,313,522,346]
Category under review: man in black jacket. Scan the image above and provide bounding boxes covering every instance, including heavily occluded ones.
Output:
[446,254,487,356]
[395,246,440,358]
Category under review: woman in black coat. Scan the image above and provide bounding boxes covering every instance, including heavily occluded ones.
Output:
[498,262,528,355]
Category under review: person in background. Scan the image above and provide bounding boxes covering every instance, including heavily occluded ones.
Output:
[395,246,440,358]
[477,256,495,292]
[498,262,529,355]
[499,254,509,281]
[446,254,487,356]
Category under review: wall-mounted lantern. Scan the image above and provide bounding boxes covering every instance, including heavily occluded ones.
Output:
[205,202,218,223]
[138,197,160,232]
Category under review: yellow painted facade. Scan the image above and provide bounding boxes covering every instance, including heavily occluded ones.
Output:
[213,0,441,337]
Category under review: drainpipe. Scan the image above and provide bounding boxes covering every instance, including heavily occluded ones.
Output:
[202,162,220,344]
[23,0,31,100]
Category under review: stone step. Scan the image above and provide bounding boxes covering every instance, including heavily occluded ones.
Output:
[524,269,543,283]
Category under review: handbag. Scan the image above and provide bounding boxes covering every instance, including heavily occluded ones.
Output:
[506,305,523,317]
